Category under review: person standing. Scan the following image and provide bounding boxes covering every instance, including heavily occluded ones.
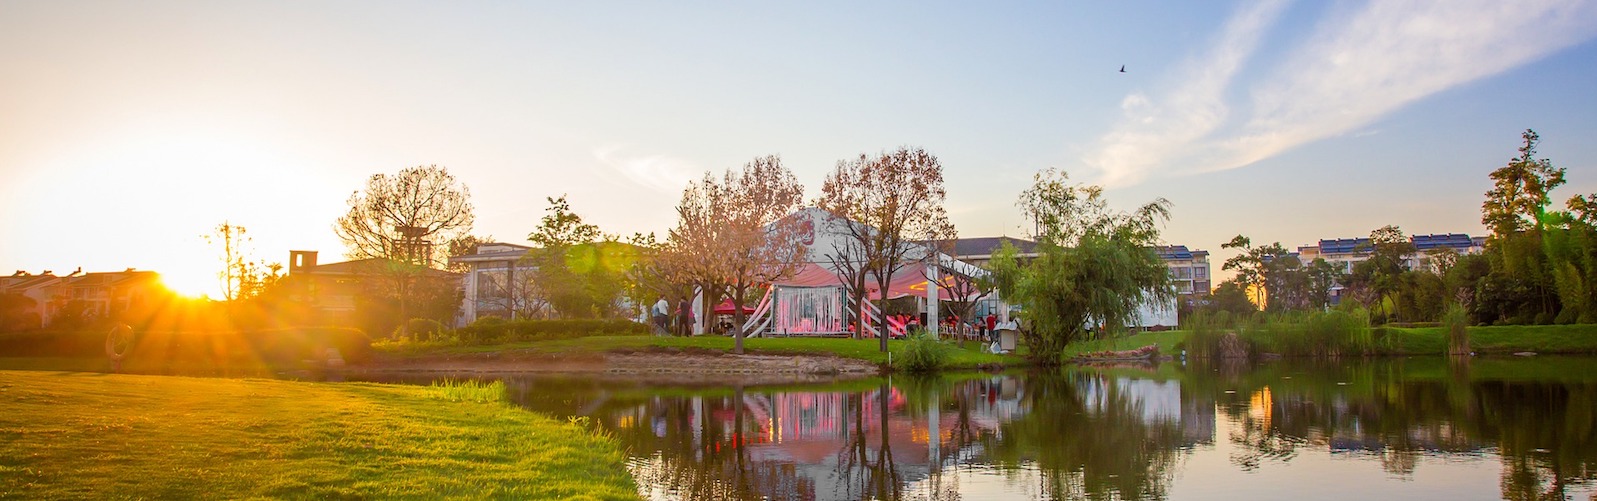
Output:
[977,311,990,343]
[652,297,670,334]
[677,298,693,336]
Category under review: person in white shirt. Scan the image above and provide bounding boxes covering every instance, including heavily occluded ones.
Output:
[652,298,670,334]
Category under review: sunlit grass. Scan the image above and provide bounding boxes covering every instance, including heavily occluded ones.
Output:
[0,371,638,499]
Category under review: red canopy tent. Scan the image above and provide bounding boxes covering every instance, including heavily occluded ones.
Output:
[713,298,757,315]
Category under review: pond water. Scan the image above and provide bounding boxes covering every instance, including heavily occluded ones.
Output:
[371,357,1597,500]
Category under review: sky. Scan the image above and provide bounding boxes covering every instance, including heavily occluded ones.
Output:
[3,1,1596,298]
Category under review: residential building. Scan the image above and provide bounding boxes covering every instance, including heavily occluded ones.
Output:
[1295,233,1485,302]
[0,268,164,329]
[1297,233,1485,274]
[448,242,536,325]
[1154,245,1211,297]
[281,250,460,332]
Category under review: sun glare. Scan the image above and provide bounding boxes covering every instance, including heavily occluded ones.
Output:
[160,271,215,300]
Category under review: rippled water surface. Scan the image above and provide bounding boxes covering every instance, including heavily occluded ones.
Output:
[391,357,1597,500]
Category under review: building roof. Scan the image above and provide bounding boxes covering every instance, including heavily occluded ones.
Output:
[299,258,458,278]
[1412,233,1476,251]
[1154,245,1193,260]
[1319,238,1372,255]
[1312,233,1482,255]
[451,242,534,263]
[940,237,1038,257]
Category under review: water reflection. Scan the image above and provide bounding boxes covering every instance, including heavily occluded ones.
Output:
[376,357,1597,500]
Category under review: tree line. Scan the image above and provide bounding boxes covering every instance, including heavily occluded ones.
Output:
[1197,129,1597,327]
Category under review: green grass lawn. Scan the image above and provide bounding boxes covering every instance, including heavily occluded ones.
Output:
[0,371,638,500]
[379,335,1024,370]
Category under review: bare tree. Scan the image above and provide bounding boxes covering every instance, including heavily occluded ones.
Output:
[817,146,953,352]
[820,225,876,339]
[334,165,473,326]
[669,155,807,353]
[929,232,996,347]
[335,165,474,267]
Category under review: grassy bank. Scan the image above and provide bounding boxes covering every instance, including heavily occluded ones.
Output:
[1063,323,1597,359]
[0,371,638,499]
[377,335,1022,370]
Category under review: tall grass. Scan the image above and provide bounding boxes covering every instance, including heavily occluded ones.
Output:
[1181,310,1236,359]
[1241,310,1371,357]
[1443,305,1471,355]
[429,378,507,403]
[1180,309,1375,359]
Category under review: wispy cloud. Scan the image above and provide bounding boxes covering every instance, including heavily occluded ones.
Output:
[1085,0,1597,187]
[592,145,700,195]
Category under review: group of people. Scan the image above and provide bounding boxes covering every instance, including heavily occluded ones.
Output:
[651,297,695,336]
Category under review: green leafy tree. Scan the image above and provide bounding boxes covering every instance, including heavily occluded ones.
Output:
[1482,130,1565,237]
[1304,258,1343,311]
[1206,280,1258,316]
[1476,131,1569,324]
[523,196,634,319]
[1221,235,1298,310]
[989,169,1173,362]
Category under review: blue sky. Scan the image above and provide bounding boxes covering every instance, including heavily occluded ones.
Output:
[3,1,1595,296]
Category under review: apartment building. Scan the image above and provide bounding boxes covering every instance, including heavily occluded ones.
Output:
[1296,233,1485,274]
[1154,245,1212,297]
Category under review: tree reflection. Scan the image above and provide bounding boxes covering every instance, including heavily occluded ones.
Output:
[1202,358,1597,499]
[980,370,1188,500]
[470,357,1597,500]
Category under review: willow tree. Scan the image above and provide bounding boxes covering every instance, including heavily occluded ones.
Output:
[817,146,953,352]
[669,155,807,353]
[990,168,1174,362]
[334,165,474,328]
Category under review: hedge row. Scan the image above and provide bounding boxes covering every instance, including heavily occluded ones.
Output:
[455,317,650,344]
[0,327,372,365]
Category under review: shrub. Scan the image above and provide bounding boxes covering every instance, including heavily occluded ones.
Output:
[241,327,374,365]
[0,329,107,357]
[455,317,650,345]
[897,331,952,373]
[394,318,446,341]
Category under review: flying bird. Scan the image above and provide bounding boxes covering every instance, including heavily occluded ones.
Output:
[1119,65,1126,73]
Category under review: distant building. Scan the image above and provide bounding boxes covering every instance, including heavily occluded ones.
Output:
[281,250,460,332]
[1154,245,1211,297]
[938,236,1039,269]
[1295,233,1485,302]
[1297,233,1484,273]
[0,268,164,329]
[448,242,536,325]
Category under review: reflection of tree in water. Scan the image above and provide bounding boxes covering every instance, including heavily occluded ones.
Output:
[981,370,1187,500]
[1204,359,1597,500]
